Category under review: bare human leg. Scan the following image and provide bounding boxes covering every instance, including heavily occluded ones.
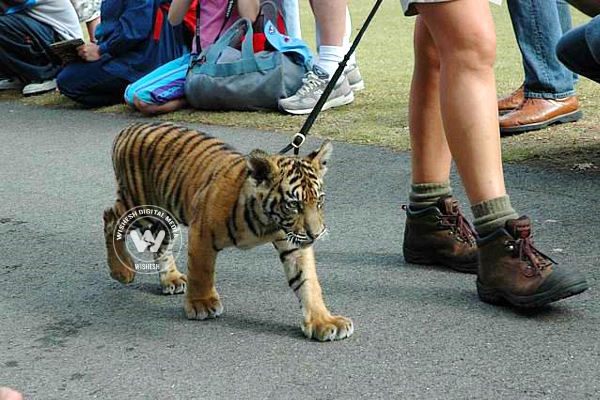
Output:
[409,0,588,307]
[415,0,506,205]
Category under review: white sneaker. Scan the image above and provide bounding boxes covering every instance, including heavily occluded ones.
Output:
[344,64,365,92]
[22,79,57,96]
[0,78,25,91]
[278,66,354,115]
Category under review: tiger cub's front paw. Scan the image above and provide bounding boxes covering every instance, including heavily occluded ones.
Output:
[302,315,354,341]
[184,296,224,320]
[160,270,187,295]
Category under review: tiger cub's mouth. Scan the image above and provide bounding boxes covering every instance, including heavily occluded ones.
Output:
[285,228,328,248]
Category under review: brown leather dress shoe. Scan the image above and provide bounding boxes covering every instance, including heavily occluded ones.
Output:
[498,85,524,115]
[499,96,582,135]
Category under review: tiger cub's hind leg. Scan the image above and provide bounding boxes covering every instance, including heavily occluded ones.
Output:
[155,240,187,295]
[103,205,136,284]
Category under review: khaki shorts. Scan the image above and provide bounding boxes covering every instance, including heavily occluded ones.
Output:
[401,0,500,16]
[400,0,453,16]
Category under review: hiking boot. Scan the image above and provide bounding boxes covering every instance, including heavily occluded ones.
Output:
[403,196,478,273]
[22,79,57,96]
[477,216,589,308]
[344,64,364,91]
[0,77,25,91]
[278,65,354,115]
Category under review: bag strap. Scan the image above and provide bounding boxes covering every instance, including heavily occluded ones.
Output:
[203,18,254,63]
[193,0,201,55]
[215,0,236,41]
[193,0,236,55]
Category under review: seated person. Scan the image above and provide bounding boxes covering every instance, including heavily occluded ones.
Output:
[69,0,101,43]
[556,0,600,84]
[125,0,260,115]
[56,0,187,107]
[0,0,82,96]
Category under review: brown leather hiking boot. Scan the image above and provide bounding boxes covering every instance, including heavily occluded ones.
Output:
[403,196,478,273]
[477,216,589,308]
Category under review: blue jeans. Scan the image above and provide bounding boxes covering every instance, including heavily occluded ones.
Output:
[282,0,301,39]
[508,0,576,99]
[557,16,600,84]
[57,60,129,107]
[0,13,61,83]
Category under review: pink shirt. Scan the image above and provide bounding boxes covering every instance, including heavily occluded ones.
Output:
[198,0,240,50]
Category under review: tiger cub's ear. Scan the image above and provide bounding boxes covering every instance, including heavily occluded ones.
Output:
[247,149,277,183]
[308,139,333,176]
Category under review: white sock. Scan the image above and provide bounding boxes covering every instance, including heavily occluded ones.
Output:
[315,7,356,76]
[315,45,344,78]
[344,7,357,67]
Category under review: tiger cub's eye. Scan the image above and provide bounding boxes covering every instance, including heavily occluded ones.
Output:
[285,200,300,213]
[317,194,325,208]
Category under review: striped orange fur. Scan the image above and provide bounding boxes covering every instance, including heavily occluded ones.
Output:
[103,122,353,341]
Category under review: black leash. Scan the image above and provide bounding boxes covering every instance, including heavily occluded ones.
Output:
[279,0,384,155]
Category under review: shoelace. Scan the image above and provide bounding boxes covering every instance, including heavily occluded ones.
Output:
[440,208,477,245]
[508,235,556,274]
[297,71,325,96]
[402,204,477,245]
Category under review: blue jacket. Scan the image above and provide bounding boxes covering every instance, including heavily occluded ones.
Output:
[587,15,600,65]
[1,0,36,15]
[96,0,186,82]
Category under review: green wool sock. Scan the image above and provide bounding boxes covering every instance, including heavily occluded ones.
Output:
[409,181,452,210]
[471,195,519,236]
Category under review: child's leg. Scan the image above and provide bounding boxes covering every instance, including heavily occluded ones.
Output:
[282,0,302,39]
[310,0,346,77]
[125,54,190,115]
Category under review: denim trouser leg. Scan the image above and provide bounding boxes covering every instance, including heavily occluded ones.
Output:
[557,16,600,84]
[282,0,302,39]
[0,13,61,83]
[556,0,578,83]
[507,0,576,99]
[56,60,129,107]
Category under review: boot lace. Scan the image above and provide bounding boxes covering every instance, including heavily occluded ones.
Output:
[506,236,556,274]
[440,208,477,245]
[402,204,477,245]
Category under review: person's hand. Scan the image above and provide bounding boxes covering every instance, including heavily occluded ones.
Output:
[77,42,101,62]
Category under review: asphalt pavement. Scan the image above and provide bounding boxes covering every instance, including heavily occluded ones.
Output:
[0,101,598,399]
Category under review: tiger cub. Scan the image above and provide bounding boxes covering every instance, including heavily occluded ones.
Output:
[103,122,353,341]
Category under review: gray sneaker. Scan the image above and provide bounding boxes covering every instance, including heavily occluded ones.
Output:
[22,79,57,96]
[344,64,364,91]
[0,78,25,91]
[278,66,354,115]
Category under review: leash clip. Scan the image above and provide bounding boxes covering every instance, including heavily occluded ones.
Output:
[291,132,306,149]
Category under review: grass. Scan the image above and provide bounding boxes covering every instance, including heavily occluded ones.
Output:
[3,1,600,169]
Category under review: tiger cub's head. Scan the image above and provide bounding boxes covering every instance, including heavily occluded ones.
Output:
[247,140,332,248]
